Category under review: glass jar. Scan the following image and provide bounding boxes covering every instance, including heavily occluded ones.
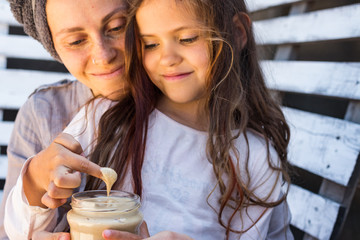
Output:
[67,190,143,240]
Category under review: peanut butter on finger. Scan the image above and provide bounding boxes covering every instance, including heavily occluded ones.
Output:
[100,167,118,196]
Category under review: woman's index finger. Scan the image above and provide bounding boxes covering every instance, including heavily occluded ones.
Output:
[65,154,103,179]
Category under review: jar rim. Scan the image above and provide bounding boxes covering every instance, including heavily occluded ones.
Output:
[71,190,140,212]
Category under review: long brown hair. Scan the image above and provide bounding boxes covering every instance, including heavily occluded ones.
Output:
[87,0,291,238]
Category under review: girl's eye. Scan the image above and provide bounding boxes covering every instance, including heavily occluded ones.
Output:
[180,36,199,44]
[144,43,159,50]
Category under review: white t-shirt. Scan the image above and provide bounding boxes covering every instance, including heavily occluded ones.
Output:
[5,99,282,240]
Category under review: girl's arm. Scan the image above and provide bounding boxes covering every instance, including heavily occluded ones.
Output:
[232,138,283,240]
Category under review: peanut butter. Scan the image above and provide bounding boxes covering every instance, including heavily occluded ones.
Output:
[100,167,118,196]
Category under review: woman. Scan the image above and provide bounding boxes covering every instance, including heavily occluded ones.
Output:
[0,0,127,238]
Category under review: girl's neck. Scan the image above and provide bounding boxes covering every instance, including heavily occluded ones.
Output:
[157,97,209,131]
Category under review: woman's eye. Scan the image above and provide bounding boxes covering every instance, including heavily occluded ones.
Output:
[144,43,159,50]
[180,36,199,44]
[69,39,84,46]
[108,25,124,33]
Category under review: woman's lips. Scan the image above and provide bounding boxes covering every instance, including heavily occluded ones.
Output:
[91,66,124,79]
[162,72,192,81]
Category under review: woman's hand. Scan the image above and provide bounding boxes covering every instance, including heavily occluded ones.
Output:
[32,231,70,240]
[23,133,102,208]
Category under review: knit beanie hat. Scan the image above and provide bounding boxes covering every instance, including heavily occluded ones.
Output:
[8,0,61,61]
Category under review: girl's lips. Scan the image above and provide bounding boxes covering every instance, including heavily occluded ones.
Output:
[91,66,124,79]
[162,72,192,81]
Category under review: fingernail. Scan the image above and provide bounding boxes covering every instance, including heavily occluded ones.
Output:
[59,235,68,240]
[103,230,111,237]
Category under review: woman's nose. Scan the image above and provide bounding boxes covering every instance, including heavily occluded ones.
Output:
[159,44,182,67]
[91,38,117,65]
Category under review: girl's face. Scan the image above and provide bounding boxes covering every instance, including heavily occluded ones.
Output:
[47,0,127,99]
[136,0,210,110]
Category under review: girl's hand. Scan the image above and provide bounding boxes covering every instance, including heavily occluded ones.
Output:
[23,133,102,209]
[102,221,149,240]
[102,221,194,240]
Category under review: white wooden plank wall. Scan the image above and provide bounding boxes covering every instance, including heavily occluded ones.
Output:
[0,156,8,179]
[246,0,304,12]
[261,61,360,100]
[0,70,72,109]
[287,185,340,240]
[0,2,52,60]
[0,1,19,26]
[251,0,360,239]
[0,121,13,146]
[254,4,360,45]
[0,35,53,60]
[284,107,360,186]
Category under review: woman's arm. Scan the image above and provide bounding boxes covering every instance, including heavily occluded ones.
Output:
[4,158,58,240]
[0,97,46,239]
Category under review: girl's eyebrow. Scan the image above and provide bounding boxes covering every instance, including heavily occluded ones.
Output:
[55,6,127,37]
[140,26,196,38]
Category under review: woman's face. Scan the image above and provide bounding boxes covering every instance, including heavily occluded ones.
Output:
[46,0,127,99]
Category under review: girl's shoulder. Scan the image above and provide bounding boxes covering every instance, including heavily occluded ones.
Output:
[233,129,280,170]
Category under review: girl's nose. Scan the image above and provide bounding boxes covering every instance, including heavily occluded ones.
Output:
[159,45,182,67]
[91,38,117,65]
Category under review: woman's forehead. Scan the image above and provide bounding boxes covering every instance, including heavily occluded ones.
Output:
[46,0,127,31]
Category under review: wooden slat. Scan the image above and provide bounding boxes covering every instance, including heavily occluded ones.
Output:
[0,1,19,26]
[254,4,360,45]
[284,107,360,186]
[0,23,8,35]
[287,184,340,240]
[0,190,3,205]
[261,60,360,100]
[0,121,13,146]
[247,0,303,12]
[0,55,5,69]
[0,155,8,179]
[0,69,72,109]
[0,35,52,60]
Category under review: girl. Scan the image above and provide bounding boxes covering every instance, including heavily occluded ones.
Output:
[86,0,292,239]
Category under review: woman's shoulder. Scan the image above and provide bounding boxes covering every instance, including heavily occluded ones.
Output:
[14,79,92,144]
[20,79,92,119]
[28,79,91,103]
